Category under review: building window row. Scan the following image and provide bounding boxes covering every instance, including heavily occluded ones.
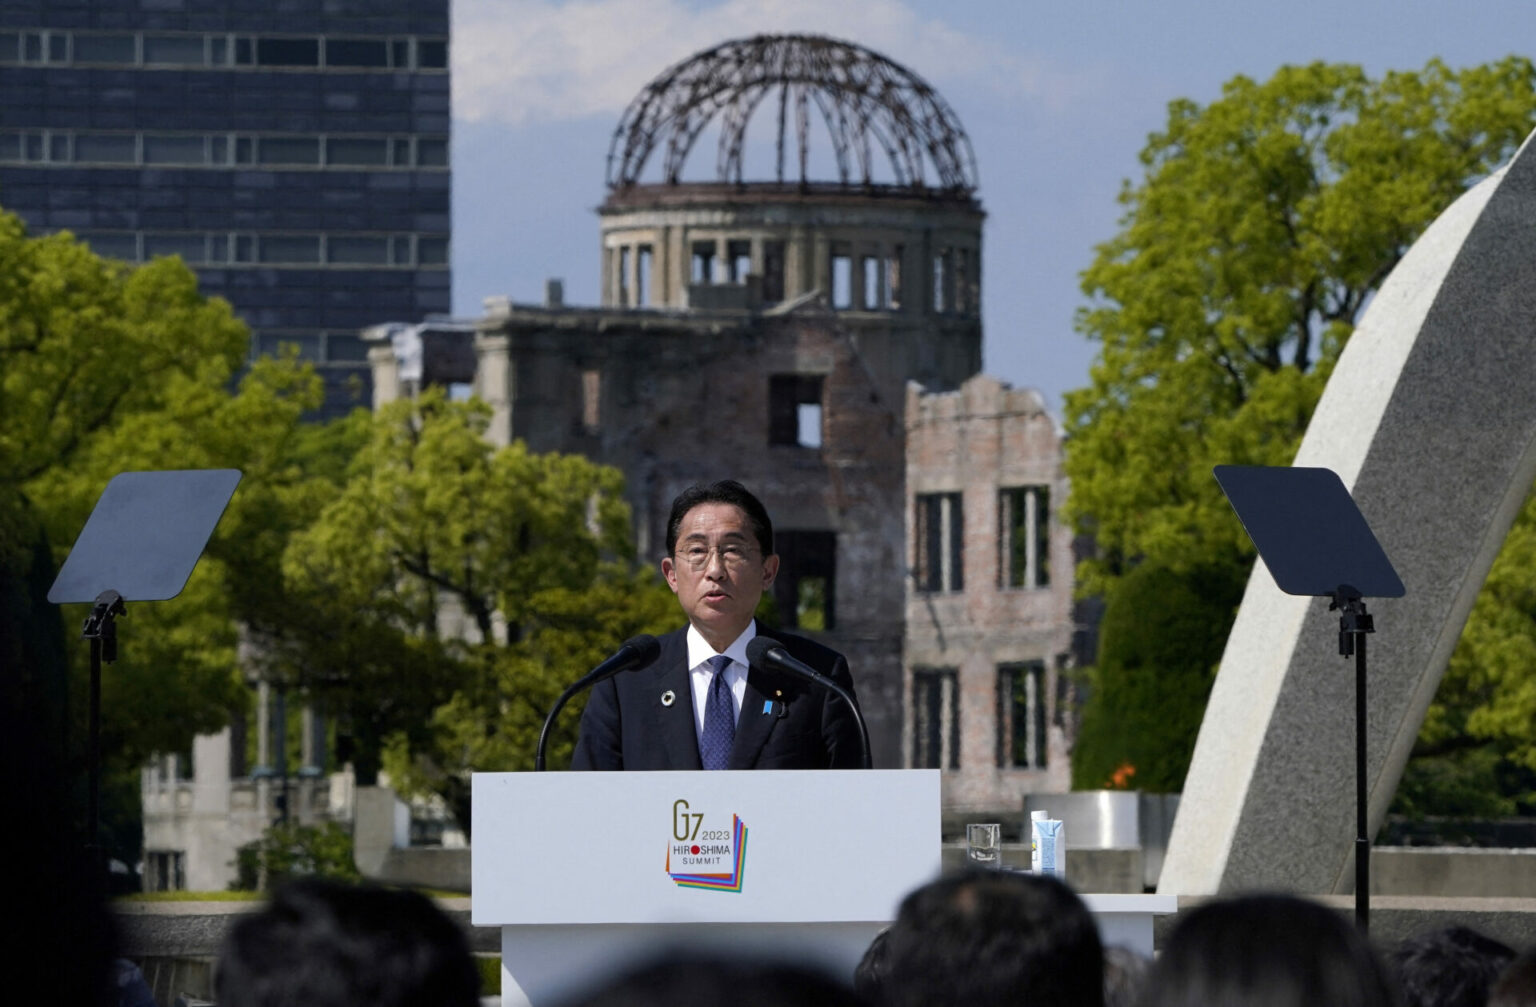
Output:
[912,667,959,769]
[0,130,447,170]
[684,236,789,305]
[914,491,963,593]
[252,330,372,366]
[145,850,186,892]
[932,244,980,317]
[831,241,903,311]
[913,486,1051,594]
[999,485,1050,589]
[0,29,446,71]
[69,229,448,268]
[909,663,1051,770]
[997,661,1047,769]
[613,243,653,307]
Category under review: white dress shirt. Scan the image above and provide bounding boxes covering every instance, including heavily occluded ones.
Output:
[685,622,755,745]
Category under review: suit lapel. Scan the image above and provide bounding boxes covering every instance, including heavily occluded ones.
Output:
[653,630,702,770]
[728,669,779,769]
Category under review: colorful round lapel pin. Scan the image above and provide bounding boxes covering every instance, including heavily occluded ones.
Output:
[660,689,676,707]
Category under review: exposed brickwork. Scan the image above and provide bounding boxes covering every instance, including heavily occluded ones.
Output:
[905,375,1079,808]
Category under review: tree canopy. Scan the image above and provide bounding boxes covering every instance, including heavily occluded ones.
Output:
[1066,57,1536,596]
[1395,485,1536,816]
[277,391,676,828]
[1071,561,1245,793]
[2,205,680,850]
[0,207,332,866]
[1064,60,1536,803]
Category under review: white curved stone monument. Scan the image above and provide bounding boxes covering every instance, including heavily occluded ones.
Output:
[1160,131,1536,895]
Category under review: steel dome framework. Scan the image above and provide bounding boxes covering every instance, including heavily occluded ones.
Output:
[606,34,979,194]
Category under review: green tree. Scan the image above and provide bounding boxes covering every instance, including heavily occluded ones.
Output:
[1066,58,1536,597]
[1071,562,1245,792]
[25,344,342,765]
[1,208,343,867]
[1394,487,1536,816]
[1064,60,1536,800]
[1,208,251,772]
[233,821,361,891]
[280,391,676,828]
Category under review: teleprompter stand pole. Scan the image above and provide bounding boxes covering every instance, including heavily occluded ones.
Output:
[1212,465,1404,935]
[1331,586,1373,931]
[80,590,126,875]
[48,469,242,891]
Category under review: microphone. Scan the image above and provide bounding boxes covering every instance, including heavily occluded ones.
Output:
[745,635,872,769]
[535,634,660,771]
[574,634,662,691]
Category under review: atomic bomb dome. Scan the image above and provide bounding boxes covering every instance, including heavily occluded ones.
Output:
[598,34,984,317]
[605,33,979,193]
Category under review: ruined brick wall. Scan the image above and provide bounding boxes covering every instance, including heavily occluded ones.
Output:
[905,374,1078,809]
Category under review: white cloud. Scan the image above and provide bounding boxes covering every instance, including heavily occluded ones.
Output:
[452,0,1069,127]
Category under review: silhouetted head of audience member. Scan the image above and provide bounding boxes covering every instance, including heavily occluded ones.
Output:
[1391,926,1516,1007]
[854,926,891,1002]
[215,877,480,1007]
[1490,947,1536,1007]
[1142,893,1398,1007]
[882,870,1104,1007]
[561,953,866,1007]
[1102,945,1150,1007]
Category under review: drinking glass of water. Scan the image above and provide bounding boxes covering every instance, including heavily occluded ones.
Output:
[966,823,1002,869]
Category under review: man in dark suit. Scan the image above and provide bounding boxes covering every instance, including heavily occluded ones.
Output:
[572,480,864,770]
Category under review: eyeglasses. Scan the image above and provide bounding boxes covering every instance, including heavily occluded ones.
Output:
[675,542,759,572]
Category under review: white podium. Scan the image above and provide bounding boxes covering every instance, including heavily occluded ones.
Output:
[472,771,1177,1006]
[473,770,940,1006]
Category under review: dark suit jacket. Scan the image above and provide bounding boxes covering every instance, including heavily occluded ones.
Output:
[570,623,865,770]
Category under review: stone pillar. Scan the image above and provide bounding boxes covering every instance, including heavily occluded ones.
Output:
[354,786,411,878]
[475,333,512,447]
[599,239,613,307]
[254,680,271,823]
[301,704,324,774]
[367,343,400,409]
[667,224,687,307]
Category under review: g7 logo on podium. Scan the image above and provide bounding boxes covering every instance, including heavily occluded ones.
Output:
[673,799,703,841]
[664,798,749,893]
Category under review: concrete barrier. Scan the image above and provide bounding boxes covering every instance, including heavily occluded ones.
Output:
[1154,895,1536,952]
[940,843,1145,894]
[114,892,1536,966]
[1371,848,1536,898]
[373,846,471,892]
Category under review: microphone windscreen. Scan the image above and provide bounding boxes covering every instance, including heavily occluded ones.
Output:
[623,633,661,665]
[745,634,781,668]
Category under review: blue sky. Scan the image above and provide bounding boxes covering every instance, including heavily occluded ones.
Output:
[450,0,1536,415]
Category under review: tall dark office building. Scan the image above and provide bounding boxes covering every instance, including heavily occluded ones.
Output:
[0,0,450,418]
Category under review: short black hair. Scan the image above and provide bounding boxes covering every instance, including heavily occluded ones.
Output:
[215,878,480,1007]
[1144,894,1397,1007]
[1490,946,1536,1007]
[1391,926,1515,1007]
[563,953,864,1007]
[1102,945,1151,1007]
[665,480,774,556]
[854,926,891,1001]
[883,870,1104,1007]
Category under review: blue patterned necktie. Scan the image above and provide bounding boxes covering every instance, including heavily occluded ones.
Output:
[699,654,736,770]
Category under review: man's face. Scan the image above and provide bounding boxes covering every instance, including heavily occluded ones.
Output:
[661,502,779,650]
